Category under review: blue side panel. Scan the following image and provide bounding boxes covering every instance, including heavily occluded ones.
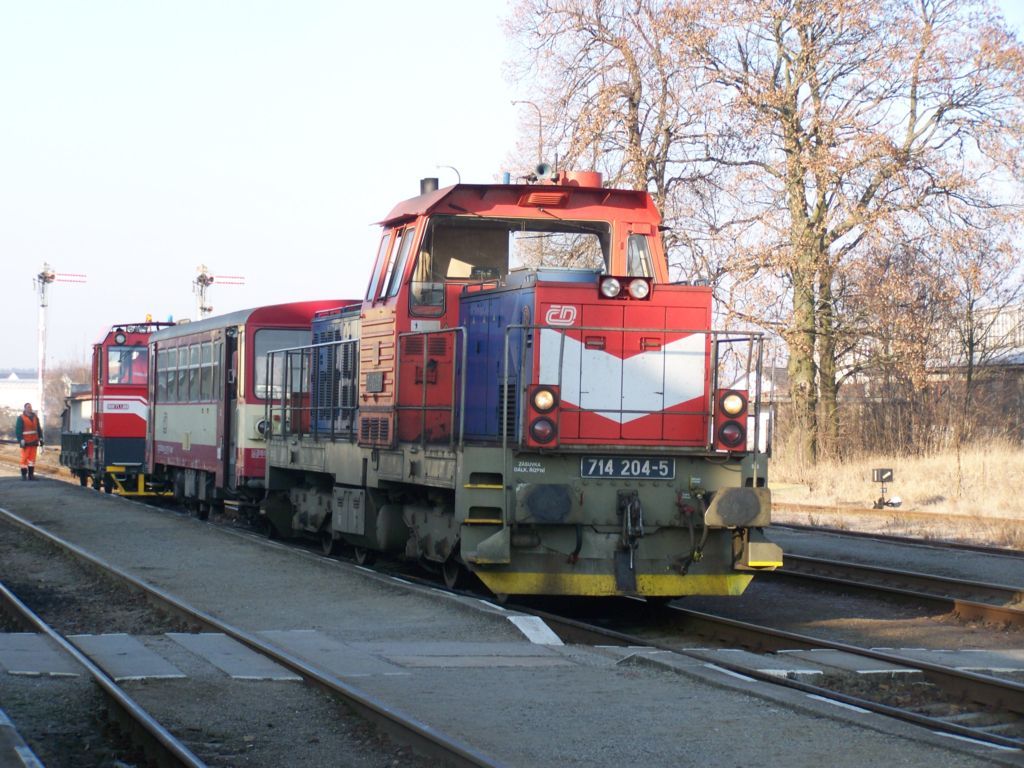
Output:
[461,286,535,441]
[311,307,359,434]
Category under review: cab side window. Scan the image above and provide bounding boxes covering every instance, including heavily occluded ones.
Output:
[384,227,416,298]
[627,234,654,278]
[365,232,394,301]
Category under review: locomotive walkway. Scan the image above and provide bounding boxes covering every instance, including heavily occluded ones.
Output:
[0,472,1016,767]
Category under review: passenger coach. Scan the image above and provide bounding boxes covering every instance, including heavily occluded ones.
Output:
[146,301,345,515]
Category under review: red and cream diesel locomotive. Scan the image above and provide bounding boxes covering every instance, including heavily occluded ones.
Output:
[261,172,782,598]
[60,320,173,494]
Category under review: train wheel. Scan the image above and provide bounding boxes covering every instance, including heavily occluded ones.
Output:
[321,531,339,556]
[442,556,463,590]
[352,547,375,566]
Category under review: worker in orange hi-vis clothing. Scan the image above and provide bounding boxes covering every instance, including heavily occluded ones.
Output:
[15,402,42,481]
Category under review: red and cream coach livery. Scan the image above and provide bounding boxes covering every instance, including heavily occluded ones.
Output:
[262,171,782,598]
[146,301,344,516]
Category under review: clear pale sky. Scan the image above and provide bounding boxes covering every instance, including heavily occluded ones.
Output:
[2,1,1022,369]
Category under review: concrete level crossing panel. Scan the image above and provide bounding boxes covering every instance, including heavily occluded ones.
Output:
[167,632,302,681]
[889,647,1024,673]
[703,649,824,677]
[69,633,185,681]
[0,633,80,677]
[778,649,919,675]
[259,629,409,678]
[357,640,572,669]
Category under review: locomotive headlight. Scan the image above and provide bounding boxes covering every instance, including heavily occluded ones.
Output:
[256,419,270,437]
[720,391,746,417]
[114,332,127,344]
[599,277,622,298]
[627,278,651,299]
[532,387,558,413]
[530,417,557,444]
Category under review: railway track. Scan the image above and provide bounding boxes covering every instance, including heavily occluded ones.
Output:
[0,505,502,768]
[774,553,1024,628]
[516,600,1024,753]
[775,521,1024,560]
[7,464,1023,758]
[0,580,205,767]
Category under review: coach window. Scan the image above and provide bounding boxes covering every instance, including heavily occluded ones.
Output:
[166,348,178,402]
[156,350,167,401]
[199,342,212,400]
[176,348,188,403]
[254,328,311,399]
[188,345,200,402]
[365,231,394,302]
[212,341,221,398]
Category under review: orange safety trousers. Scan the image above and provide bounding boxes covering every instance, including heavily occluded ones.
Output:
[20,445,38,469]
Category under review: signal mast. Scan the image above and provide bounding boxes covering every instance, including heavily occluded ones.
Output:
[34,263,86,436]
[193,264,245,318]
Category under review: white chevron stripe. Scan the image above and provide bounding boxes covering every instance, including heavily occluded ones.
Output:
[538,329,705,424]
[100,396,149,421]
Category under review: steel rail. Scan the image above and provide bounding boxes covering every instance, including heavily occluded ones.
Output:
[0,506,504,768]
[152,503,1024,752]
[0,580,207,768]
[776,553,1024,627]
[510,602,1024,752]
[773,522,1024,560]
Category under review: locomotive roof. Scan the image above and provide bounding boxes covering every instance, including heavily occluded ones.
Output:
[379,182,657,227]
[149,300,351,342]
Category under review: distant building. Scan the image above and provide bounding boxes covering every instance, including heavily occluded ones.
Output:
[0,370,39,411]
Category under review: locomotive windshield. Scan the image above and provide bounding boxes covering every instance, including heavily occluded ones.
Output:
[106,346,148,385]
[410,216,612,310]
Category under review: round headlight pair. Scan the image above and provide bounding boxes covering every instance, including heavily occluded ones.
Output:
[599,276,651,299]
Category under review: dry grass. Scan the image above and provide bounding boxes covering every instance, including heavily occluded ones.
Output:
[771,440,1024,549]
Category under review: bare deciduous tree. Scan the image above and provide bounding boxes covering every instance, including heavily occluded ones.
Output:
[508,0,1024,463]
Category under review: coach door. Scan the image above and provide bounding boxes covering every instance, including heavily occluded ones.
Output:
[224,330,239,490]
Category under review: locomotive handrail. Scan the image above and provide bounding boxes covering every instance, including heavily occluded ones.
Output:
[262,323,765,488]
[264,338,360,442]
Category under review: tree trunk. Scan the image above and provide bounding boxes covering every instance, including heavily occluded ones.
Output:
[818,270,840,459]
[787,270,818,465]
